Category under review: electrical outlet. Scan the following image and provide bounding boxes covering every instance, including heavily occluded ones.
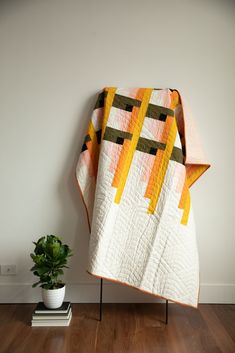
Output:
[0,264,17,275]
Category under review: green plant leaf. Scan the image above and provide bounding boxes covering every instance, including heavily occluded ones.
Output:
[30,234,73,289]
[34,236,47,255]
[32,280,41,288]
[36,267,50,276]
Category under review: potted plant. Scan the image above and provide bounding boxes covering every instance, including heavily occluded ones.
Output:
[30,234,73,309]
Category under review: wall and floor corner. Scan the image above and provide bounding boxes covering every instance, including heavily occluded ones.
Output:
[0,0,234,304]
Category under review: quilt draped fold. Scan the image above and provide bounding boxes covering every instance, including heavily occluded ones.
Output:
[76,87,210,307]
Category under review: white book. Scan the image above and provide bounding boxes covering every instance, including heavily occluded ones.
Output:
[32,308,72,320]
[31,311,72,327]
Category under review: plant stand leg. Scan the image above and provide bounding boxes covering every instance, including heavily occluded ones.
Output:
[99,278,168,324]
[99,278,103,321]
[165,299,168,325]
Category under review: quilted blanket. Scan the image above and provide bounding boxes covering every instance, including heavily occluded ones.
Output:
[76,87,210,308]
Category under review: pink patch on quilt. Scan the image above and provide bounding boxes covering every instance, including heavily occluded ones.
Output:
[118,110,132,131]
[144,118,165,143]
[116,87,140,99]
[141,153,155,183]
[108,143,122,174]
[176,164,186,194]
[157,89,172,108]
[80,150,94,177]
[108,108,132,132]
[150,89,172,108]
[91,107,103,131]
[178,95,209,164]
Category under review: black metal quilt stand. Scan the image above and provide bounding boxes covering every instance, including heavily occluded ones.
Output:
[99,278,168,324]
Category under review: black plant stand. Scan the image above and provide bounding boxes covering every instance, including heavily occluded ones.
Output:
[99,278,168,324]
[99,278,103,321]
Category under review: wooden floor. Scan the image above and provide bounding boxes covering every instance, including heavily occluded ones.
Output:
[0,303,234,353]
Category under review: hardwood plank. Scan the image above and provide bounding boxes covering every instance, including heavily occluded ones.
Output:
[0,304,32,353]
[171,304,222,353]
[166,304,198,353]
[69,303,99,353]
[10,304,50,353]
[212,304,235,342]
[0,303,234,353]
[200,304,235,353]
[95,303,117,353]
[133,304,169,353]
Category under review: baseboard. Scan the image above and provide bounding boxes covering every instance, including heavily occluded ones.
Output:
[0,282,234,304]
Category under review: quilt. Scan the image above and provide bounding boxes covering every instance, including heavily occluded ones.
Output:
[76,87,210,307]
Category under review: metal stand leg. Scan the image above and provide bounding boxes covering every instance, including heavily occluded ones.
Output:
[99,277,168,324]
[99,278,103,321]
[165,299,168,325]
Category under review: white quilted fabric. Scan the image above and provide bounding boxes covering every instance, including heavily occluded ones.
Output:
[76,87,210,307]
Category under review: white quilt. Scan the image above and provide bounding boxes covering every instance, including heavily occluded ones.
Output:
[76,87,210,307]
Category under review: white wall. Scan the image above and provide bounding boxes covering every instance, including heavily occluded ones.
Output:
[0,0,234,303]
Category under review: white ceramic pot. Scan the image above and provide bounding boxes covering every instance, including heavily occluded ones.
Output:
[42,285,66,309]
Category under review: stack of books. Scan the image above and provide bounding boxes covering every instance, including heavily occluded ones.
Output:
[31,301,72,327]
